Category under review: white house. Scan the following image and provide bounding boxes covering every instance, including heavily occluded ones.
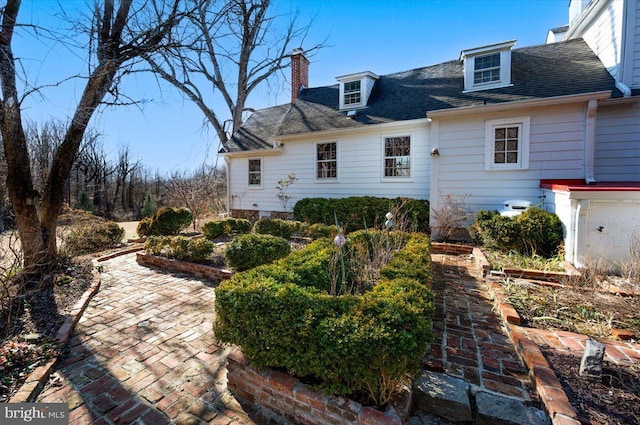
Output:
[220,0,640,267]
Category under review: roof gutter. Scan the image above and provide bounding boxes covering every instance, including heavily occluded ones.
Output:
[426,91,612,119]
[219,146,284,158]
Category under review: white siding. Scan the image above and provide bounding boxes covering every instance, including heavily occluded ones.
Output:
[580,0,624,81]
[594,100,640,181]
[227,122,431,213]
[432,104,586,215]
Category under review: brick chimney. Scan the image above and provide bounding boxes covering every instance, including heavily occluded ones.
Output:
[290,48,309,103]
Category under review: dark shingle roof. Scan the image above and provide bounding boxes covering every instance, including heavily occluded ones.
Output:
[222,38,616,153]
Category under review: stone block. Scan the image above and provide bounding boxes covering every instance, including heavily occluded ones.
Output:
[412,370,472,422]
[475,390,549,425]
[579,338,605,377]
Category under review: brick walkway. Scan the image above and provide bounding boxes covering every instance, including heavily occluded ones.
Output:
[37,253,264,425]
[425,254,536,400]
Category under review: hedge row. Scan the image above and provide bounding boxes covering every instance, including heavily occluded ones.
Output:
[224,233,291,271]
[201,217,335,241]
[144,236,214,263]
[293,196,429,232]
[214,231,434,406]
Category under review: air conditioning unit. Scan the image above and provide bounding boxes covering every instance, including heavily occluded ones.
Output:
[499,199,532,217]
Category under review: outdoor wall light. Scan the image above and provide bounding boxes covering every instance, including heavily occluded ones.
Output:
[431,148,440,157]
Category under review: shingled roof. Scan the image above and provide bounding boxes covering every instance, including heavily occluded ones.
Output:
[222,38,616,153]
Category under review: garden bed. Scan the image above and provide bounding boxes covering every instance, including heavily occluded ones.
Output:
[226,348,412,425]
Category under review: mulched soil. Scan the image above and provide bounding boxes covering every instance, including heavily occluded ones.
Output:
[500,278,640,424]
[543,349,640,425]
[0,259,93,402]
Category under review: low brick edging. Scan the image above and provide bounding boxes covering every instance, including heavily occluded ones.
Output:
[96,245,145,262]
[430,242,473,256]
[9,271,102,403]
[486,281,581,425]
[136,253,233,281]
[226,348,411,425]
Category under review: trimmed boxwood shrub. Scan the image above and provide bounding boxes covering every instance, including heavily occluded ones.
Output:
[65,221,124,255]
[145,236,214,263]
[214,232,434,406]
[469,207,563,257]
[253,218,301,239]
[224,233,291,271]
[293,196,429,232]
[202,218,252,240]
[137,207,192,237]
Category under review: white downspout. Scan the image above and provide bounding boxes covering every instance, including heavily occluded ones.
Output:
[224,156,232,217]
[615,81,632,98]
[573,199,588,267]
[584,99,597,184]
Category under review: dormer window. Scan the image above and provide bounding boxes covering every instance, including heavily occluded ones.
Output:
[474,53,500,84]
[461,40,515,92]
[344,80,361,105]
[336,71,379,110]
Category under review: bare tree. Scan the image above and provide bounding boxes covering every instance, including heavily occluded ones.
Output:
[163,165,226,229]
[0,0,190,275]
[144,0,324,147]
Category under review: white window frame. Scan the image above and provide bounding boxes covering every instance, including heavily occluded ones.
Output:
[461,40,515,92]
[381,134,412,181]
[339,79,364,110]
[248,157,263,188]
[473,52,501,85]
[343,80,362,106]
[315,140,339,181]
[484,117,530,171]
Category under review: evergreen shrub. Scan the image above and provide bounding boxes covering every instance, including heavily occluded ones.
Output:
[214,232,434,406]
[224,233,291,271]
[144,236,214,263]
[253,218,304,239]
[65,221,124,255]
[202,218,252,240]
[293,196,429,232]
[137,207,192,236]
[469,207,563,257]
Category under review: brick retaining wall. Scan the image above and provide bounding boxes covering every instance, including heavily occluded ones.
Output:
[226,348,410,425]
[136,253,233,281]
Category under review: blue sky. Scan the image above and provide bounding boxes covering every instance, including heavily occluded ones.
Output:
[18,0,569,174]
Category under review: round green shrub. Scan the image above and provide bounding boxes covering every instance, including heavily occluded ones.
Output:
[469,208,563,257]
[65,221,124,255]
[303,223,336,239]
[202,220,226,240]
[253,218,304,239]
[227,218,252,235]
[136,217,153,237]
[151,207,192,235]
[202,217,252,240]
[225,233,291,271]
[516,207,563,257]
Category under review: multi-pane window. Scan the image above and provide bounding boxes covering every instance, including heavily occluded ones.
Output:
[474,53,500,84]
[485,117,530,170]
[248,158,261,186]
[493,126,520,164]
[343,80,361,105]
[317,142,337,179]
[384,136,411,177]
